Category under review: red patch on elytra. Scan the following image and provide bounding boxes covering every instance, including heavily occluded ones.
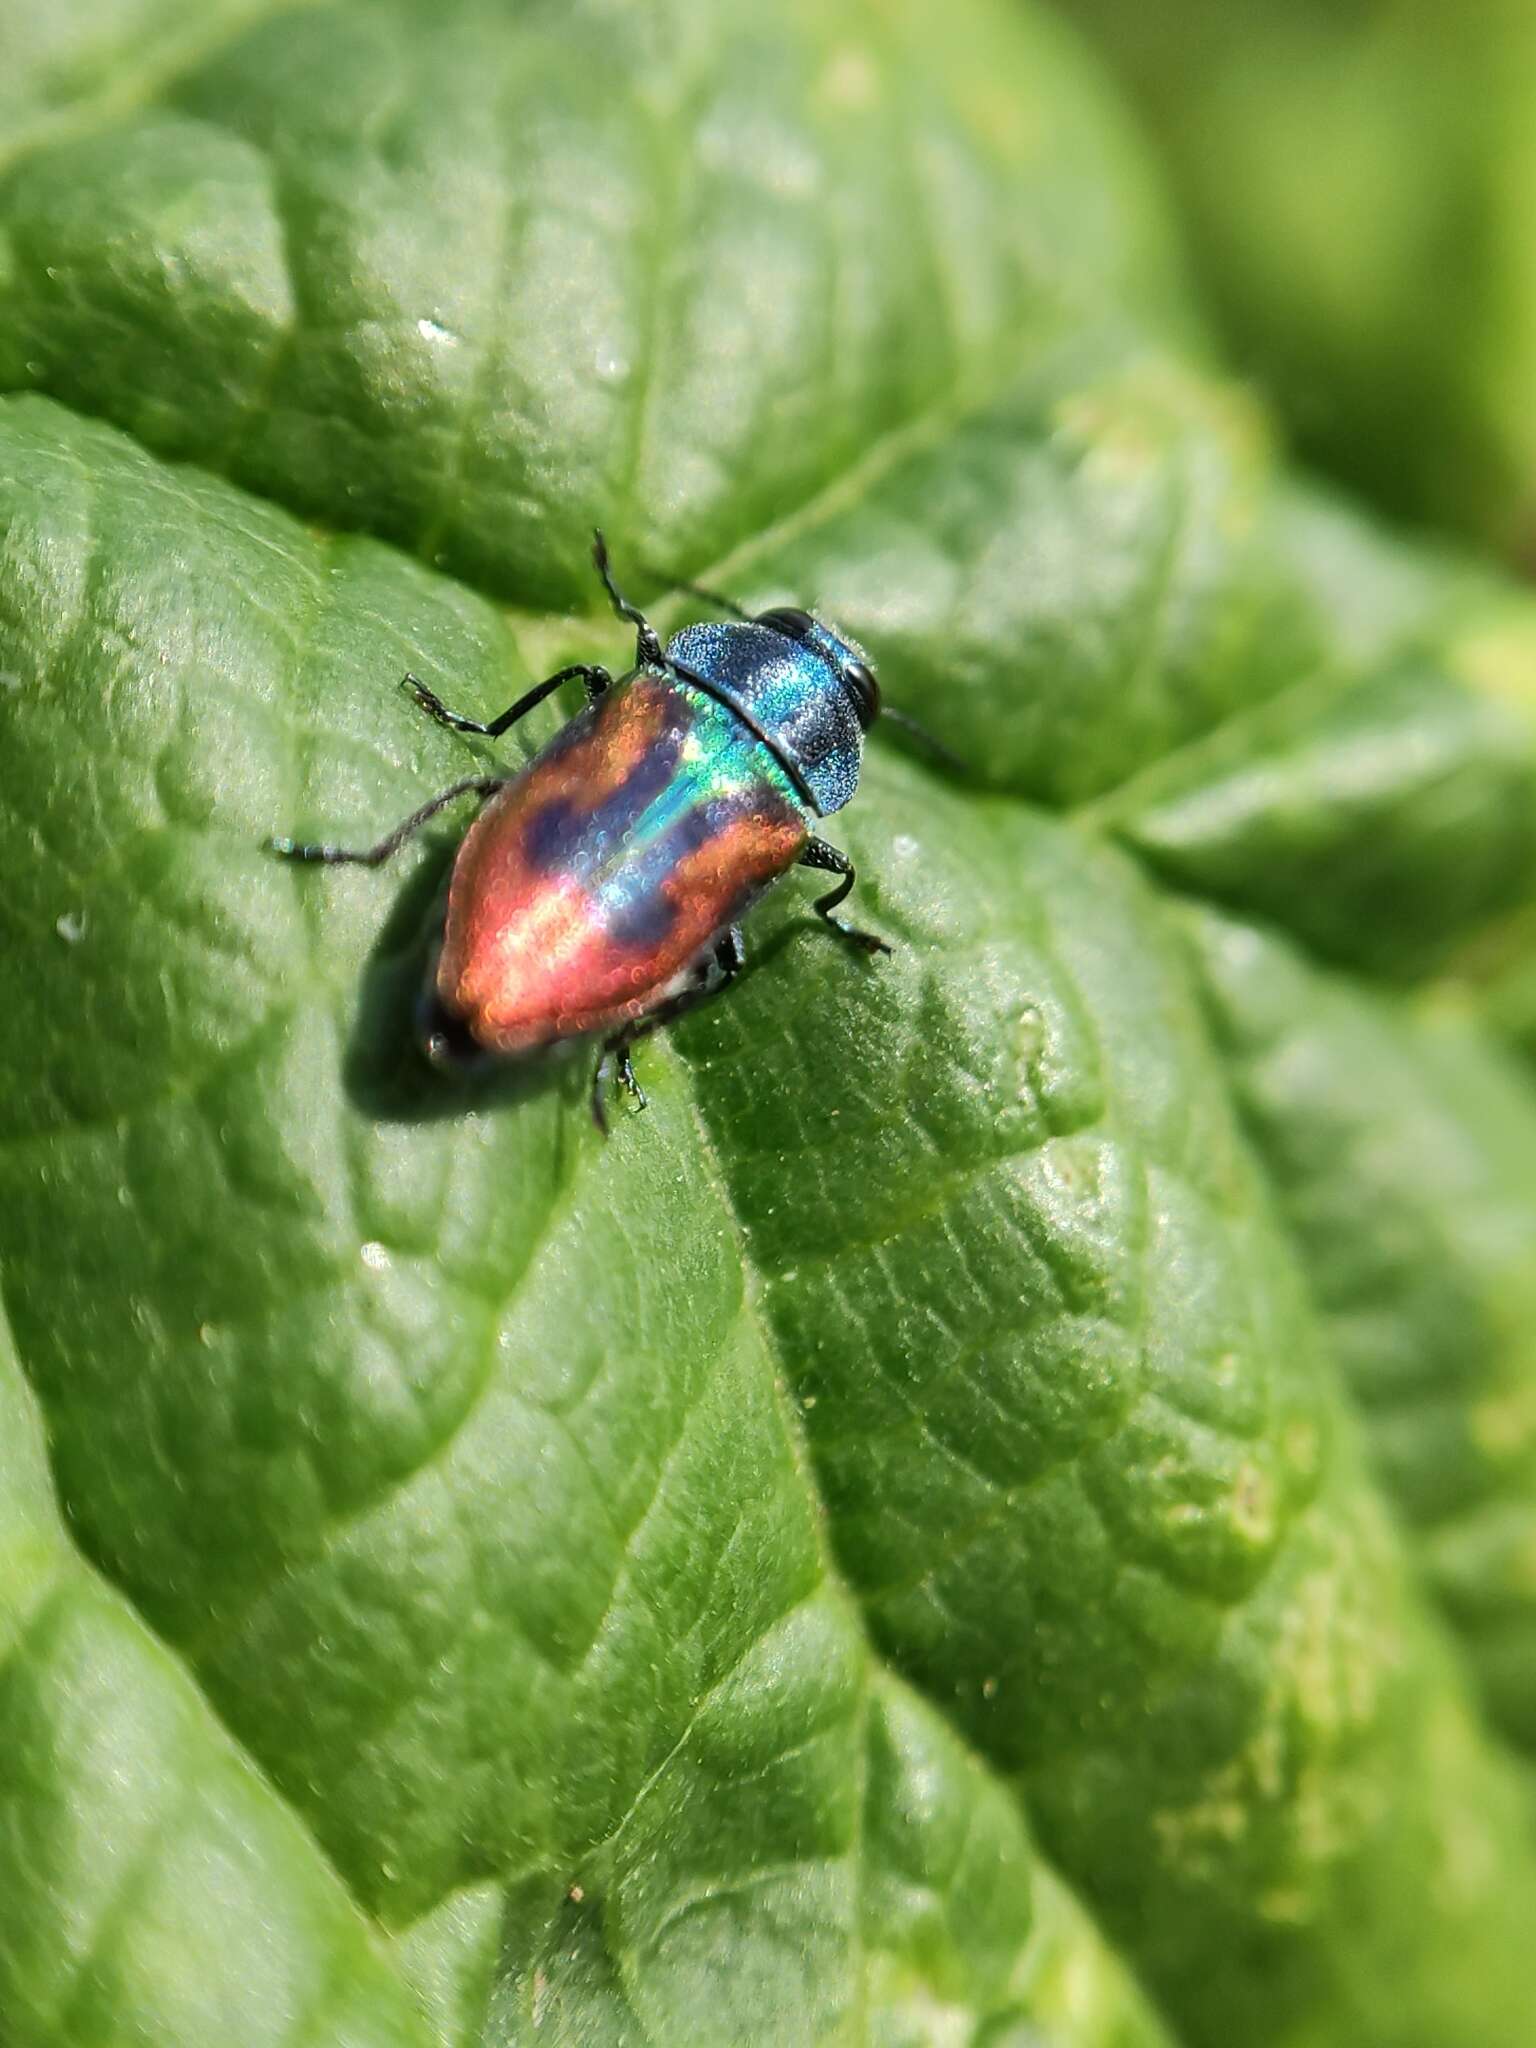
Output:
[433,678,808,1053]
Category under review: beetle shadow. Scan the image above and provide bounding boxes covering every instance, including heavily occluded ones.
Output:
[666,914,859,1064]
[336,852,843,1127]
[339,840,580,1127]
[745,908,881,979]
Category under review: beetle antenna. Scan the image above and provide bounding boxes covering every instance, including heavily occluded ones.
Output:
[880,706,968,776]
[649,565,753,622]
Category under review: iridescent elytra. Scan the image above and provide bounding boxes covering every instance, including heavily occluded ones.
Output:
[271,533,893,1129]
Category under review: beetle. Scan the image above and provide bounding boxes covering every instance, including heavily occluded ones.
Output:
[271,532,893,1129]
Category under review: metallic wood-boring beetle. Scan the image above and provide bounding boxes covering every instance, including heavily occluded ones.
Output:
[271,534,893,1129]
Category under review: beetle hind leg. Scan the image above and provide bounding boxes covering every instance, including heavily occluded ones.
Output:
[615,1046,647,1111]
[592,1037,642,1136]
[589,927,746,1135]
[590,1040,639,1136]
[267,774,505,868]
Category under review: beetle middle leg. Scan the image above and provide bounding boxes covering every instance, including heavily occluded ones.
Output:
[268,774,505,867]
[404,662,610,740]
[590,927,745,1134]
[799,838,890,956]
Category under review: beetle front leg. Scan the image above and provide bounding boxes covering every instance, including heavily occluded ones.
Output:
[268,774,505,867]
[799,838,890,956]
[592,529,665,669]
[404,663,610,740]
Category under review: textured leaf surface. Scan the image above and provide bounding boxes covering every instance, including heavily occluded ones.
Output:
[0,0,1178,605]
[0,1293,432,2048]
[3,3,1536,2046]
[1184,908,1536,1754]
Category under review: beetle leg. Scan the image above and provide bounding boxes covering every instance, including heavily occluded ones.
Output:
[615,1045,647,1111]
[403,663,610,740]
[659,926,746,1019]
[589,928,747,1134]
[799,838,891,956]
[592,528,665,670]
[712,924,745,983]
[267,774,504,867]
[590,1039,643,1136]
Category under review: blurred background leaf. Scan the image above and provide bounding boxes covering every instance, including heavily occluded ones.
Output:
[1059,0,1536,568]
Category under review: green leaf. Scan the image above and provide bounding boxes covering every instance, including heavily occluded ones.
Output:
[1054,0,1536,561]
[3,4,1536,2045]
[1472,909,1536,1073]
[1184,906,1536,1752]
[1086,506,1536,982]
[0,0,1183,604]
[0,1290,432,2047]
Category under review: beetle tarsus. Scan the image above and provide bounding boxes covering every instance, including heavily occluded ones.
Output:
[825,918,890,955]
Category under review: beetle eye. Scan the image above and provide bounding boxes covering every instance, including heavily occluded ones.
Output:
[842,660,880,731]
[755,606,817,642]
